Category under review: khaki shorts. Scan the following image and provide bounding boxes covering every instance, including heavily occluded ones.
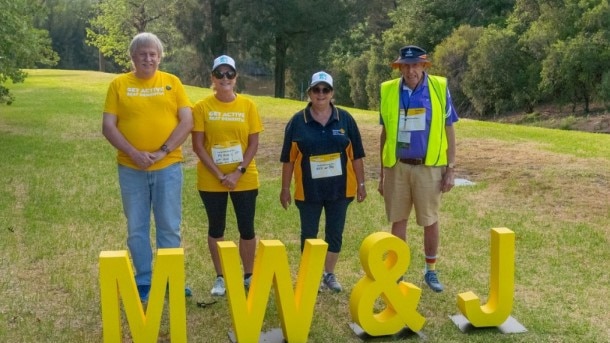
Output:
[383,163,442,227]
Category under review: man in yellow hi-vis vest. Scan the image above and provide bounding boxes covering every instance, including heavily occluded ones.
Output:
[378,45,459,293]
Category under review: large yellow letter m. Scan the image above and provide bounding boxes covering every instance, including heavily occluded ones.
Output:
[99,248,186,343]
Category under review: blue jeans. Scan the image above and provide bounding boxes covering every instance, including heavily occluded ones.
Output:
[118,163,183,286]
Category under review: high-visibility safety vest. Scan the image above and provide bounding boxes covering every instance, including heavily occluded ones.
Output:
[380,75,448,167]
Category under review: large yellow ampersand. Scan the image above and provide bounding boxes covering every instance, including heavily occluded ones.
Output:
[349,232,426,336]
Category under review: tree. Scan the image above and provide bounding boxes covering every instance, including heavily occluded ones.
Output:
[462,26,535,116]
[352,0,516,111]
[365,43,394,110]
[43,0,99,71]
[225,0,361,98]
[540,35,608,113]
[384,0,515,53]
[324,1,396,107]
[0,0,58,105]
[433,25,484,116]
[520,0,610,113]
[86,0,183,71]
[174,0,229,86]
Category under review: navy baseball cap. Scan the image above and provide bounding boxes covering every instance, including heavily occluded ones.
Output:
[391,45,431,68]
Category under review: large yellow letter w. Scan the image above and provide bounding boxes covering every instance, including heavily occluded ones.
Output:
[218,239,327,343]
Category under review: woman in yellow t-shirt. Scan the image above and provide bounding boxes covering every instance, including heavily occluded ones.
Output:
[192,55,263,296]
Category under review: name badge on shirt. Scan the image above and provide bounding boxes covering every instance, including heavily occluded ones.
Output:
[398,109,411,145]
[211,141,244,165]
[309,153,342,179]
[402,108,426,132]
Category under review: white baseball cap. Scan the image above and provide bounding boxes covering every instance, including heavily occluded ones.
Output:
[212,55,236,71]
[309,71,333,89]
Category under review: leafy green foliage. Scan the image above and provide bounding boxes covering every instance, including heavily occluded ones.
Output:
[223,0,362,98]
[43,0,99,70]
[8,0,609,117]
[433,25,484,116]
[345,55,370,108]
[173,0,227,85]
[0,0,58,105]
[86,0,184,71]
[540,36,607,113]
[535,0,610,113]
[86,0,135,70]
[463,26,540,116]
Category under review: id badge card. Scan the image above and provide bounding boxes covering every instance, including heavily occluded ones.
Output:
[405,108,426,131]
[309,153,342,179]
[211,141,243,165]
[398,109,411,144]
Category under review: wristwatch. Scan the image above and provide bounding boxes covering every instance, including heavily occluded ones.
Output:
[160,144,170,154]
[237,165,246,174]
[447,162,455,169]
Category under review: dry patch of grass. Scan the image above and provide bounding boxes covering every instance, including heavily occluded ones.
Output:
[459,138,610,225]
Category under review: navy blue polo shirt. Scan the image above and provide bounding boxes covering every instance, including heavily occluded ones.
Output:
[280,103,365,203]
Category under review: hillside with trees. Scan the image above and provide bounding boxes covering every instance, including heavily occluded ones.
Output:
[2,0,609,124]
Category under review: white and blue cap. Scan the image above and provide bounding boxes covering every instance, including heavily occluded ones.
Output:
[212,55,236,71]
[309,71,333,89]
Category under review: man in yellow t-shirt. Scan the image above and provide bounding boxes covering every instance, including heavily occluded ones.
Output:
[102,32,193,303]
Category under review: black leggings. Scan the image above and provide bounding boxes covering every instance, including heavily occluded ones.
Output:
[199,190,258,240]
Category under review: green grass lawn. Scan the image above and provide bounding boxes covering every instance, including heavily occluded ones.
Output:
[1,69,609,342]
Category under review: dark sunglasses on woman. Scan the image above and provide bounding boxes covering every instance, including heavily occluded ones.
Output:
[212,69,237,80]
[311,86,332,94]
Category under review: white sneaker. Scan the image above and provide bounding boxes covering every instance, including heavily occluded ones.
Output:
[210,276,226,296]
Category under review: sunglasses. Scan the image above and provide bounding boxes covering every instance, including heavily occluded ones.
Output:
[212,69,236,80]
[311,86,332,94]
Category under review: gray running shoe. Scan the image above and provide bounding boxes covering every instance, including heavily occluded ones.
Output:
[322,273,343,292]
[210,276,226,296]
[244,275,252,292]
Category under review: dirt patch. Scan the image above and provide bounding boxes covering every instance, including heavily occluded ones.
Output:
[256,114,609,234]
[457,138,610,223]
[488,104,610,134]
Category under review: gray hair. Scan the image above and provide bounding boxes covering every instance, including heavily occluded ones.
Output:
[128,32,164,59]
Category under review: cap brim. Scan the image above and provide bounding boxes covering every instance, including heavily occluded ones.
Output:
[308,81,333,89]
[391,58,432,68]
[213,64,236,72]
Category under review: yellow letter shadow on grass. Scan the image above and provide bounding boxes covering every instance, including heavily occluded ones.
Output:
[99,249,186,343]
[458,228,515,327]
[350,232,425,336]
[218,239,327,343]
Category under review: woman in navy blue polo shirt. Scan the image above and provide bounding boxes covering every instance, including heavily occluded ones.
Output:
[279,71,367,292]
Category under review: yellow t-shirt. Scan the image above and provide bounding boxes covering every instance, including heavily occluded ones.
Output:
[104,71,192,170]
[192,94,263,191]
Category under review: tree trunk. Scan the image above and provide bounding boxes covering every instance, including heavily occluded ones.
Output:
[211,0,228,56]
[584,96,590,114]
[274,36,287,98]
[98,50,105,72]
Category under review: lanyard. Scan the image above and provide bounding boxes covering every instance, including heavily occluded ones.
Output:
[400,87,411,111]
